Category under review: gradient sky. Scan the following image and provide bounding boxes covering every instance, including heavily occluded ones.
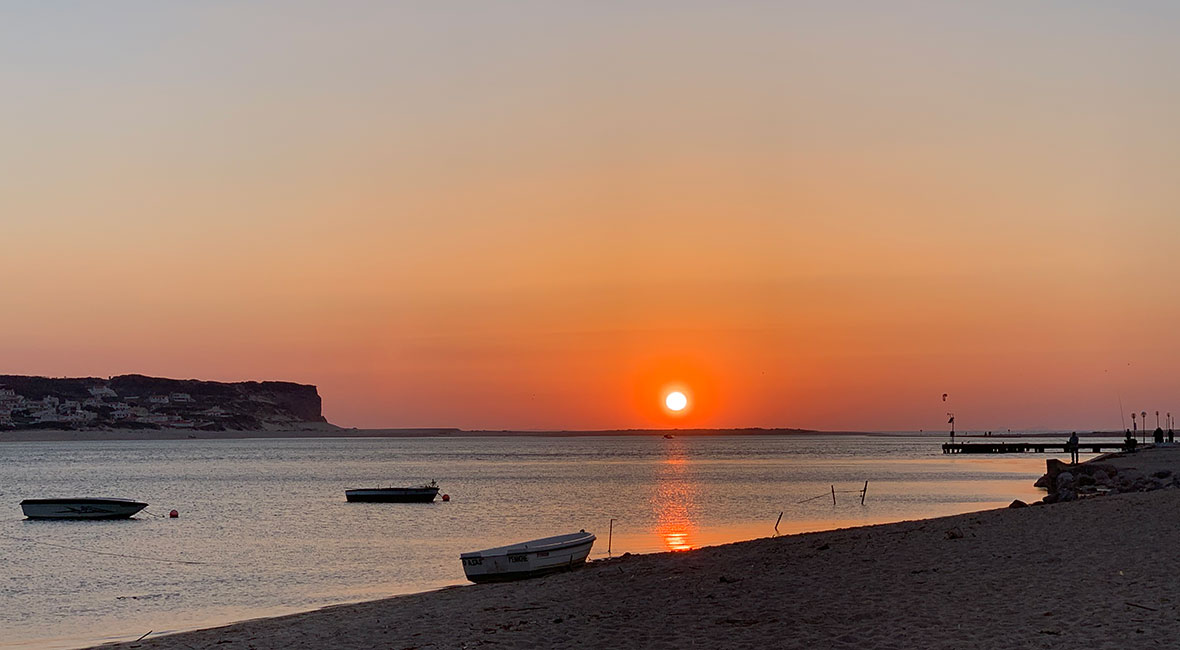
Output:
[3,2,1179,431]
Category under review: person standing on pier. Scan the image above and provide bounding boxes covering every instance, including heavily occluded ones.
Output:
[1067,432,1079,465]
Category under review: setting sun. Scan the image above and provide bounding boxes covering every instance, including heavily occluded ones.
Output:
[665,391,688,412]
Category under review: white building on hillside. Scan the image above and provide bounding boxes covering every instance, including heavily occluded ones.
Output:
[61,411,96,423]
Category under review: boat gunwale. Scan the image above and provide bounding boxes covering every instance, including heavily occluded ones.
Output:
[19,497,148,506]
[460,532,596,559]
[343,487,439,494]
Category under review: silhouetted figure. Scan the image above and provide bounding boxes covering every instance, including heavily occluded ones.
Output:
[1155,427,1165,444]
[1067,432,1080,465]
[1124,430,1137,452]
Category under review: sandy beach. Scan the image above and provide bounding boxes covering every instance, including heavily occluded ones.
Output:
[92,447,1180,650]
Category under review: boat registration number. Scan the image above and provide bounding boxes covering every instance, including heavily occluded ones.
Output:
[508,554,529,563]
[462,557,483,566]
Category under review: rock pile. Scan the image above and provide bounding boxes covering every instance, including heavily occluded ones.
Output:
[1035,457,1179,504]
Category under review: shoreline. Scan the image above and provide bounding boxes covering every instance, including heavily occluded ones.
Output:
[92,446,1180,650]
[0,427,1127,443]
[0,427,822,442]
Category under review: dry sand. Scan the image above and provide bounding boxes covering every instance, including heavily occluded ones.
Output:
[96,449,1180,650]
[1100,443,1180,477]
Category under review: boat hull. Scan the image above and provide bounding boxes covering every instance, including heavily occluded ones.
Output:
[345,488,439,503]
[461,532,595,583]
[20,498,148,520]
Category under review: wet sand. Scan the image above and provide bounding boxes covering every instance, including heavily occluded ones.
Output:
[93,446,1180,650]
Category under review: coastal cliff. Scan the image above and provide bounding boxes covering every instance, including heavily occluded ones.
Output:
[0,374,327,431]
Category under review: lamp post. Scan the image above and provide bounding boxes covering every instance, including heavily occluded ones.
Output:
[1142,411,1148,443]
[1132,412,1137,441]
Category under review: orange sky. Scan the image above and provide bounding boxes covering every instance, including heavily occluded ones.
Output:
[2,3,1179,430]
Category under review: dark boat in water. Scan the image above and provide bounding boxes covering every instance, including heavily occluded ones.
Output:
[20,497,148,520]
[345,480,440,503]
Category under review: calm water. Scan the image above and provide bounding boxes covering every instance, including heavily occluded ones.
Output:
[1,435,1070,649]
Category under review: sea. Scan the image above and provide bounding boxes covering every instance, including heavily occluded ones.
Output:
[0,434,1088,649]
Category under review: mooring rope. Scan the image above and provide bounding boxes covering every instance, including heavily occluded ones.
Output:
[795,483,870,504]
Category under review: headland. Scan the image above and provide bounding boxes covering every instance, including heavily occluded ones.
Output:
[0,374,327,437]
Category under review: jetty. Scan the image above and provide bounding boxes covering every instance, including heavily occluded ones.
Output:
[942,441,1135,454]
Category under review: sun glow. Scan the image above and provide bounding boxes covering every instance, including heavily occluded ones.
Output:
[665,391,687,411]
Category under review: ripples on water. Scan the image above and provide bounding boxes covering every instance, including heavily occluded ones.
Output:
[0,435,1070,648]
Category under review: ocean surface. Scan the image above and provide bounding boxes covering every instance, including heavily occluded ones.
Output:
[1,434,1084,649]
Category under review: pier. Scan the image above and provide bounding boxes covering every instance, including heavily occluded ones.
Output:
[942,442,1135,455]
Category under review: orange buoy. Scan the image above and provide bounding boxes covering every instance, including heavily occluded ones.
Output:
[169,509,179,518]
[441,494,450,502]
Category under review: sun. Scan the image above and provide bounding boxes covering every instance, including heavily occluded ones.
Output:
[665,391,688,412]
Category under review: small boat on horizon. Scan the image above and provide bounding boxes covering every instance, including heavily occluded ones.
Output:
[345,480,440,503]
[663,434,674,439]
[20,497,148,520]
[460,530,596,583]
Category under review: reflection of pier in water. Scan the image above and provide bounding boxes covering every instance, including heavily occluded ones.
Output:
[652,443,697,551]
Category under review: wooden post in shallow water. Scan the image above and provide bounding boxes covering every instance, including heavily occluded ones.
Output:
[861,480,869,505]
[831,485,836,505]
[775,511,783,534]
[608,518,616,555]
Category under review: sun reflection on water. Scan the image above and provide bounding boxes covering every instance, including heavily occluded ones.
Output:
[652,440,698,551]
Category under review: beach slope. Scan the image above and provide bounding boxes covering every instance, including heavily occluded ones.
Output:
[98,484,1180,649]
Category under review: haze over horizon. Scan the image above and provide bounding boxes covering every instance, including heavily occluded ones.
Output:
[4,2,1179,432]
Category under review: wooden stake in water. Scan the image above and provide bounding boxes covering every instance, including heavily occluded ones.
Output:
[608,518,616,555]
[861,480,869,505]
[831,485,836,505]
[775,511,783,533]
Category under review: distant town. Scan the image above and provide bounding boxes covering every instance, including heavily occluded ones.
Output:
[0,374,325,431]
[0,385,221,429]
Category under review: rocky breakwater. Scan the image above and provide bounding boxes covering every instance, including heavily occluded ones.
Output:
[1032,446,1180,505]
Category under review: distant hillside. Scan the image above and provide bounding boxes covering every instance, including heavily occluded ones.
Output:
[0,374,327,431]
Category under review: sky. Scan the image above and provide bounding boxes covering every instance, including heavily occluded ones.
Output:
[2,2,1179,431]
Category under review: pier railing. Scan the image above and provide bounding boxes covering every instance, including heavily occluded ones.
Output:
[941,442,1136,455]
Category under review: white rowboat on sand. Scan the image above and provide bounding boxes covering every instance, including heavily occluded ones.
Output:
[460,531,596,583]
